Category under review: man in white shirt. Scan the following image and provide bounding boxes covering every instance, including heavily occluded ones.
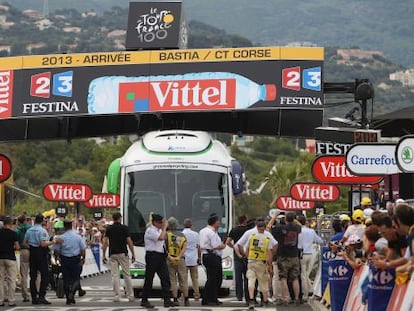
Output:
[199,213,226,306]
[182,218,201,301]
[140,214,175,308]
[297,215,324,302]
[236,217,278,305]
[239,220,277,310]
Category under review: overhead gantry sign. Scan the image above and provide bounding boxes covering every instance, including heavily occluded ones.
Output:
[0,46,324,141]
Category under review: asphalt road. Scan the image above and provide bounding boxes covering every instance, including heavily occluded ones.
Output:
[4,272,317,310]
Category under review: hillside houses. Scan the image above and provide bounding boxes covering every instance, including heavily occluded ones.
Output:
[390,69,414,88]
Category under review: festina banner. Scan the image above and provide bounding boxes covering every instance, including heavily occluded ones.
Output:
[0,47,323,119]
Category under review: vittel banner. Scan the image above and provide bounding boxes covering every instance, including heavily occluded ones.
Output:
[43,182,93,202]
[276,196,315,210]
[290,182,340,202]
[0,46,323,119]
[312,155,383,184]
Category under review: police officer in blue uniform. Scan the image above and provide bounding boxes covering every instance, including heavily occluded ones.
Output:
[23,214,58,305]
[53,219,86,305]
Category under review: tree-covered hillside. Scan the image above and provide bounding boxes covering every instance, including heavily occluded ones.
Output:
[5,0,414,67]
[1,4,413,117]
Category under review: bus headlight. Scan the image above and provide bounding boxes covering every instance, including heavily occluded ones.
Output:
[222,256,232,269]
[131,261,145,269]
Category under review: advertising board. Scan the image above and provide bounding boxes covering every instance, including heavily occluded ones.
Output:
[345,143,401,175]
[395,135,414,172]
[276,196,315,210]
[0,153,12,183]
[43,182,93,202]
[312,155,383,184]
[290,182,340,202]
[0,47,323,119]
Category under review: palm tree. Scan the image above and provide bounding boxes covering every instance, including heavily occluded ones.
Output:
[266,153,314,207]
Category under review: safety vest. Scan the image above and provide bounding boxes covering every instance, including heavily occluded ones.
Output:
[247,233,270,261]
[166,231,185,257]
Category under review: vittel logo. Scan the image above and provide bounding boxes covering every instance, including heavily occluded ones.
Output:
[312,155,383,184]
[276,196,315,210]
[119,79,236,112]
[43,183,92,202]
[290,182,340,202]
[0,70,13,118]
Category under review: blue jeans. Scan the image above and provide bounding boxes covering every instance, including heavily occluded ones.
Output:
[234,256,248,300]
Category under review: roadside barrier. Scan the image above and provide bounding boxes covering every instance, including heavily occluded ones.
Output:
[313,255,414,311]
[81,245,109,277]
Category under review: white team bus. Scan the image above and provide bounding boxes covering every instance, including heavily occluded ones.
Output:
[106,129,244,297]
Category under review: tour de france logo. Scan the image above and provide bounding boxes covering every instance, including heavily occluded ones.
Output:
[135,7,174,43]
[401,146,413,164]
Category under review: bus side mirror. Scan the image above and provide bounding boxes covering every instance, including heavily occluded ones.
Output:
[231,160,244,195]
[107,158,121,194]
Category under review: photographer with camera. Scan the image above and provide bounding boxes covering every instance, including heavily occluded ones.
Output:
[338,234,364,269]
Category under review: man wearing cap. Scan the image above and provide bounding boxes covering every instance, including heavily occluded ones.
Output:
[340,234,364,269]
[199,213,226,306]
[140,213,174,308]
[236,216,278,305]
[23,214,58,305]
[102,212,135,303]
[16,215,31,302]
[361,197,375,219]
[166,217,189,306]
[53,219,86,305]
[239,219,276,309]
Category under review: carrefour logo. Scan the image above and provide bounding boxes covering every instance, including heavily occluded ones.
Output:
[369,270,394,285]
[328,265,349,277]
[322,250,336,260]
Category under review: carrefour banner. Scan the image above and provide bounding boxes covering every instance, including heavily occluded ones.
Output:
[0,46,323,120]
[367,266,395,311]
[321,246,335,294]
[328,258,353,311]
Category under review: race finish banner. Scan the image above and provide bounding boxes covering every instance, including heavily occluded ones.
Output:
[0,46,324,140]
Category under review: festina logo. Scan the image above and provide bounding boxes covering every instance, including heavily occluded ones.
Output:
[311,155,383,184]
[316,142,352,155]
[290,183,340,202]
[84,193,120,208]
[43,183,92,202]
[22,101,79,114]
[276,196,315,210]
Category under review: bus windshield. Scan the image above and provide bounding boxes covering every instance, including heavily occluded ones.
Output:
[123,167,230,246]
